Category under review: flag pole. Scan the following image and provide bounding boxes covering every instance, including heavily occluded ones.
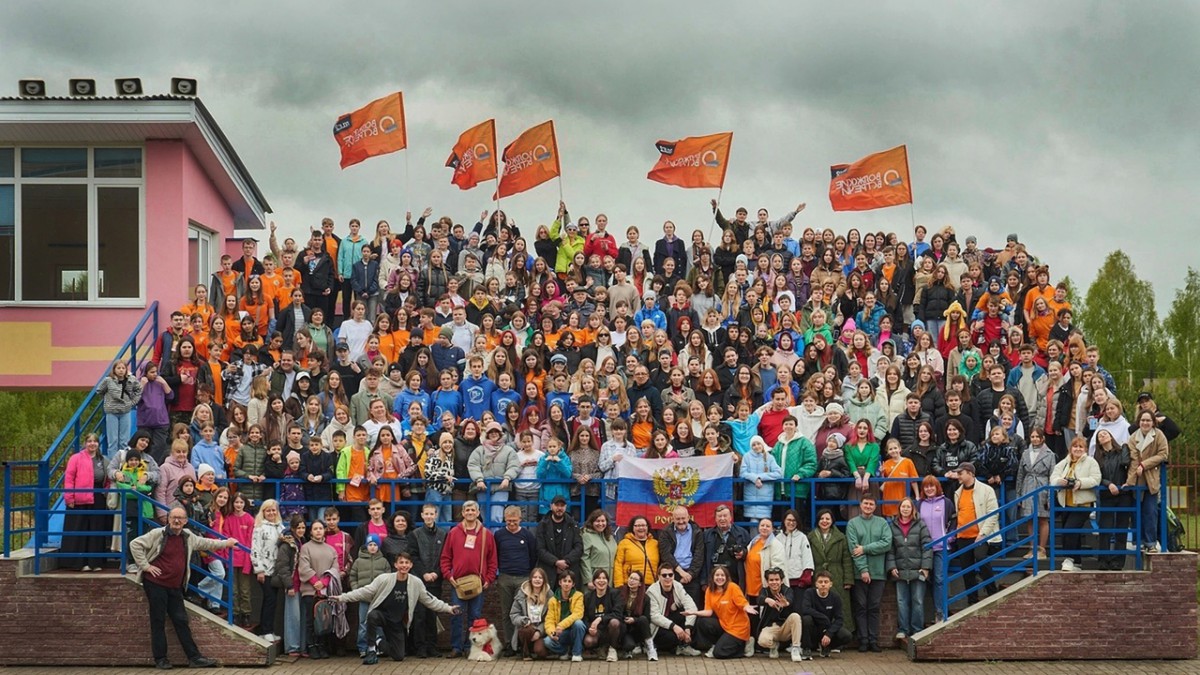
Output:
[404,149,411,217]
[709,186,724,245]
[909,202,916,233]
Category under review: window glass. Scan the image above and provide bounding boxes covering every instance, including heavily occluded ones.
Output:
[0,148,13,178]
[97,187,140,298]
[94,148,142,178]
[21,148,87,178]
[21,184,88,300]
[0,185,13,300]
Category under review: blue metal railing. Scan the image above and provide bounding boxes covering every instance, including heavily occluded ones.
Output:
[927,467,1168,618]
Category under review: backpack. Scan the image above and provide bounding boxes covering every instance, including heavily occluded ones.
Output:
[312,599,335,636]
[1166,507,1185,553]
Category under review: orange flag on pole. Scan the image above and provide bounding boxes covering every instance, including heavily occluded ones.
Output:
[646,132,732,189]
[828,145,912,211]
[494,120,560,199]
[446,119,498,190]
[333,92,408,169]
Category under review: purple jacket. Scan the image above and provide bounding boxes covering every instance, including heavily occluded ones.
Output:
[919,495,954,551]
[136,372,173,428]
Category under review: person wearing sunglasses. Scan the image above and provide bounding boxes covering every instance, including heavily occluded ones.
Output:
[646,562,701,660]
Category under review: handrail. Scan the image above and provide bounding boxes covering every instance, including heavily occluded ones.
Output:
[41,301,159,464]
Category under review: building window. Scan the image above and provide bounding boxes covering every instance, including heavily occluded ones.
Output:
[0,146,143,304]
[188,223,216,289]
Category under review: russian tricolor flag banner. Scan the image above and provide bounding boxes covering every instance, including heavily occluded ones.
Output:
[616,455,735,529]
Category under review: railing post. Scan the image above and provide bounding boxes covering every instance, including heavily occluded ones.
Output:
[2,463,11,558]
[1159,463,1169,553]
[34,461,50,575]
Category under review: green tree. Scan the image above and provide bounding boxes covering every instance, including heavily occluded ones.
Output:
[1077,251,1164,391]
[1164,268,1200,380]
[1058,275,1084,316]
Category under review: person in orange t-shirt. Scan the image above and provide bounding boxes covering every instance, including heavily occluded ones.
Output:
[685,565,756,659]
[880,438,919,517]
[180,284,216,328]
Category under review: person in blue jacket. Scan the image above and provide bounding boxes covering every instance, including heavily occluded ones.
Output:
[491,372,522,420]
[393,371,431,422]
[633,291,667,332]
[460,354,497,421]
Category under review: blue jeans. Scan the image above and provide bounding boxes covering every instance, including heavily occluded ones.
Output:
[106,411,134,457]
[284,591,302,654]
[1140,490,1160,546]
[450,587,484,653]
[197,557,226,609]
[543,620,586,656]
[923,319,945,345]
[357,602,369,654]
[929,549,946,620]
[426,488,452,524]
[483,490,509,527]
[895,577,927,636]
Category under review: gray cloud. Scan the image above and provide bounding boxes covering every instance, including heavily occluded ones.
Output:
[2,1,1196,310]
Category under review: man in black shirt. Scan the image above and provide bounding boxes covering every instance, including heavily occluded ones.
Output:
[800,571,852,658]
[333,552,460,664]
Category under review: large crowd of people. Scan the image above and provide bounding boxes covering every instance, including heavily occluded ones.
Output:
[66,201,1182,665]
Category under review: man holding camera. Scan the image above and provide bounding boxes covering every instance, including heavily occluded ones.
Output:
[702,505,750,587]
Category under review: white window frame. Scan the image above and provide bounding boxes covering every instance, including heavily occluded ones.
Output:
[188,221,216,288]
[0,145,146,307]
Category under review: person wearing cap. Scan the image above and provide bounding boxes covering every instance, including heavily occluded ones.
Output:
[431,323,466,375]
[631,289,664,333]
[1131,392,1181,442]
[535,491,584,581]
[468,421,519,525]
[565,286,596,323]
[335,550,460,663]
[549,201,585,274]
[951,461,1000,600]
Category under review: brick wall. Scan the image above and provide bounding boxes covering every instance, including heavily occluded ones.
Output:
[912,552,1199,661]
[0,553,271,666]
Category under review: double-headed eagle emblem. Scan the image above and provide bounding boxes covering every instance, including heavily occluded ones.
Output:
[651,463,701,511]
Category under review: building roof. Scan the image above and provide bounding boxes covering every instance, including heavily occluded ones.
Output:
[0,95,271,228]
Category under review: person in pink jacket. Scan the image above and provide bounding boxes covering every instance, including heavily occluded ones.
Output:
[155,439,197,522]
[63,433,110,570]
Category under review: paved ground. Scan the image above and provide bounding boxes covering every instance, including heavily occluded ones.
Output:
[3,653,1196,674]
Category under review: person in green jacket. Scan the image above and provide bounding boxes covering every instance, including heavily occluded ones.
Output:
[550,202,585,274]
[772,416,818,524]
[846,496,892,652]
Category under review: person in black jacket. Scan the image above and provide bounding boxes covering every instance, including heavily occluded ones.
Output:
[652,221,687,276]
[1094,429,1133,570]
[410,504,448,657]
[800,571,852,658]
[535,496,583,581]
[299,232,336,313]
[757,567,804,661]
[625,366,664,421]
[889,394,931,450]
[298,429,337,522]
[701,505,750,587]
[973,364,1030,433]
[656,506,706,605]
[935,390,981,445]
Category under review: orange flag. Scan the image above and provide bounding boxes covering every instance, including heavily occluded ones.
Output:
[495,120,560,199]
[646,132,732,189]
[829,145,912,211]
[333,92,407,169]
[446,119,498,190]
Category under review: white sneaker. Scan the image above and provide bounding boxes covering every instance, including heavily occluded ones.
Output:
[126,564,139,574]
[645,641,658,662]
[769,645,779,659]
[704,647,714,658]
[559,654,570,661]
[895,632,905,640]
[606,647,617,662]
[262,633,276,643]
[744,641,755,657]
[571,654,583,662]
[791,647,803,662]
[631,646,643,655]
[1061,558,1077,572]
[676,645,701,657]
[81,565,92,572]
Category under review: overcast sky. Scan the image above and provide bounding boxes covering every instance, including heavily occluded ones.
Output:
[3,1,1196,310]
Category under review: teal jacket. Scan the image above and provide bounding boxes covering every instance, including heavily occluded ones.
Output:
[845,514,892,579]
[772,434,818,498]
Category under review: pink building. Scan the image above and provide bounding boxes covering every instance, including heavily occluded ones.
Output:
[0,93,271,388]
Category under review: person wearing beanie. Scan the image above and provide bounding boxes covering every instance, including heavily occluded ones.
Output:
[348,532,393,658]
[431,322,466,374]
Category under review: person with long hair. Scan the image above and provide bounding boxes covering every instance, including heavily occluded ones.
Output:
[887,497,931,645]
[1128,409,1171,552]
[683,564,756,659]
[1050,437,1101,572]
[250,499,287,643]
[510,566,552,660]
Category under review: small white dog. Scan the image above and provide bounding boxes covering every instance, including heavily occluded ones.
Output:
[467,619,503,662]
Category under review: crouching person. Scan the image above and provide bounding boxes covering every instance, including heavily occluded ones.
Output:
[331,552,461,664]
[757,567,805,661]
[800,570,852,658]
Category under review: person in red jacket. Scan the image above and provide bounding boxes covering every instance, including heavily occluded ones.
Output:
[440,500,499,658]
[583,213,619,261]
